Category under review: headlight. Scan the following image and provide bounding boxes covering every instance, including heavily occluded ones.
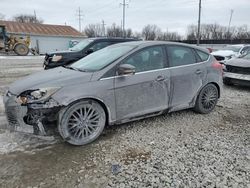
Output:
[17,87,61,104]
[52,55,62,62]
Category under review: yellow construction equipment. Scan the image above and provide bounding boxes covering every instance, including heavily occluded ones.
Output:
[0,25,30,56]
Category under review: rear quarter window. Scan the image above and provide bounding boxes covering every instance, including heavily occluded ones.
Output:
[196,50,209,62]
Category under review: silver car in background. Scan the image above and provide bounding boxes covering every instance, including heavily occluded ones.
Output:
[4,41,223,145]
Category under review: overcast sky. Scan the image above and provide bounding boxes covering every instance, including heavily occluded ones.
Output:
[1,0,250,35]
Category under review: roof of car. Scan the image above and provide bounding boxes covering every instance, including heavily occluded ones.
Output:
[113,41,209,53]
[88,37,138,41]
[228,44,250,47]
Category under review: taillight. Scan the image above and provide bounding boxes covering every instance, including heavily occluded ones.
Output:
[211,60,223,75]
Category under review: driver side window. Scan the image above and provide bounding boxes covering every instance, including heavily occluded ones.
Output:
[123,46,165,73]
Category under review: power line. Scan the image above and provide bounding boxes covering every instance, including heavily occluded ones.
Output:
[227,9,234,39]
[101,20,106,36]
[34,10,37,20]
[120,0,129,38]
[197,0,201,45]
[77,7,84,32]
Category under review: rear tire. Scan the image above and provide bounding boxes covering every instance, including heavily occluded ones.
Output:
[14,43,29,56]
[194,84,219,114]
[58,100,106,146]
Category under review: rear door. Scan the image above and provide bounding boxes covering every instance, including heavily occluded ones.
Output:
[167,45,207,111]
[114,45,170,120]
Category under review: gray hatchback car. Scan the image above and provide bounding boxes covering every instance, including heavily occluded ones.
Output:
[4,41,223,145]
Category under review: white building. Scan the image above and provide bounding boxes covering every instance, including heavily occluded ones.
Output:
[0,20,85,54]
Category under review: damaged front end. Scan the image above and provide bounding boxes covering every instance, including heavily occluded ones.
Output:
[3,88,62,136]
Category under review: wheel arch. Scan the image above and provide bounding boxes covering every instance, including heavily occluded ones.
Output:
[192,82,221,108]
[63,97,111,125]
[209,82,221,98]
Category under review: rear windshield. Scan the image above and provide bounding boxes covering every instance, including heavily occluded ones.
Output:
[70,39,93,51]
[71,44,136,72]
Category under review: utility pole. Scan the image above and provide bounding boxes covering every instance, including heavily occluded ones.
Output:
[227,9,234,39]
[34,10,37,20]
[101,20,106,37]
[197,0,201,46]
[77,7,84,32]
[120,0,129,38]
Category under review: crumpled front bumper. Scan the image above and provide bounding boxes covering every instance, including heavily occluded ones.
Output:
[3,92,51,135]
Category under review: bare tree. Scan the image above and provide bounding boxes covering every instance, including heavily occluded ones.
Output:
[13,14,43,24]
[106,23,123,37]
[186,23,232,40]
[234,25,250,39]
[133,31,142,39]
[186,24,198,40]
[157,31,182,41]
[126,28,133,38]
[84,24,102,37]
[142,24,161,40]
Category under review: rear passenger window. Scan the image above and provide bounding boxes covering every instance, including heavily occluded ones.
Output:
[90,42,110,52]
[196,50,209,62]
[168,46,196,67]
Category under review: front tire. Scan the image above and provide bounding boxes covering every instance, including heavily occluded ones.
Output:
[14,43,29,56]
[194,84,219,114]
[58,100,106,146]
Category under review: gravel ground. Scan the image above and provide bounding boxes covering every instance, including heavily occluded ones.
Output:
[0,56,249,188]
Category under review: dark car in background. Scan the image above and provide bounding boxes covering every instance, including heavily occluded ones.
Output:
[223,53,250,86]
[43,37,138,69]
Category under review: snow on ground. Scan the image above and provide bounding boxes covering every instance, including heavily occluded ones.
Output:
[0,57,56,154]
[0,55,44,59]
[0,129,57,154]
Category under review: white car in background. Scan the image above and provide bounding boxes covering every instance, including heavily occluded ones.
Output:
[212,44,250,63]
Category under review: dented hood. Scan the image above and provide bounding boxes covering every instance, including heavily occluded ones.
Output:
[211,50,236,57]
[8,67,93,95]
[226,58,250,68]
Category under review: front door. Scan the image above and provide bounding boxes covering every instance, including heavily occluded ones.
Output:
[114,46,170,120]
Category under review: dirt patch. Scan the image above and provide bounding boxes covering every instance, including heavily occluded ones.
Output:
[121,148,151,165]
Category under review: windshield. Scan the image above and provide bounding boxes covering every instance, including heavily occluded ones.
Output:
[70,44,136,72]
[223,46,242,53]
[241,53,250,60]
[70,39,93,51]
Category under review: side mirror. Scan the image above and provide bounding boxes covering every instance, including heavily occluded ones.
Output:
[85,49,94,55]
[117,64,136,76]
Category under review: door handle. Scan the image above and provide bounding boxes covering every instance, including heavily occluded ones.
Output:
[195,69,202,74]
[155,75,165,81]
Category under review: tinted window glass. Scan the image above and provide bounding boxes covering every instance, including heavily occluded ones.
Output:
[90,42,110,51]
[123,46,165,73]
[241,47,250,54]
[168,46,196,67]
[196,50,209,62]
[70,39,93,51]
